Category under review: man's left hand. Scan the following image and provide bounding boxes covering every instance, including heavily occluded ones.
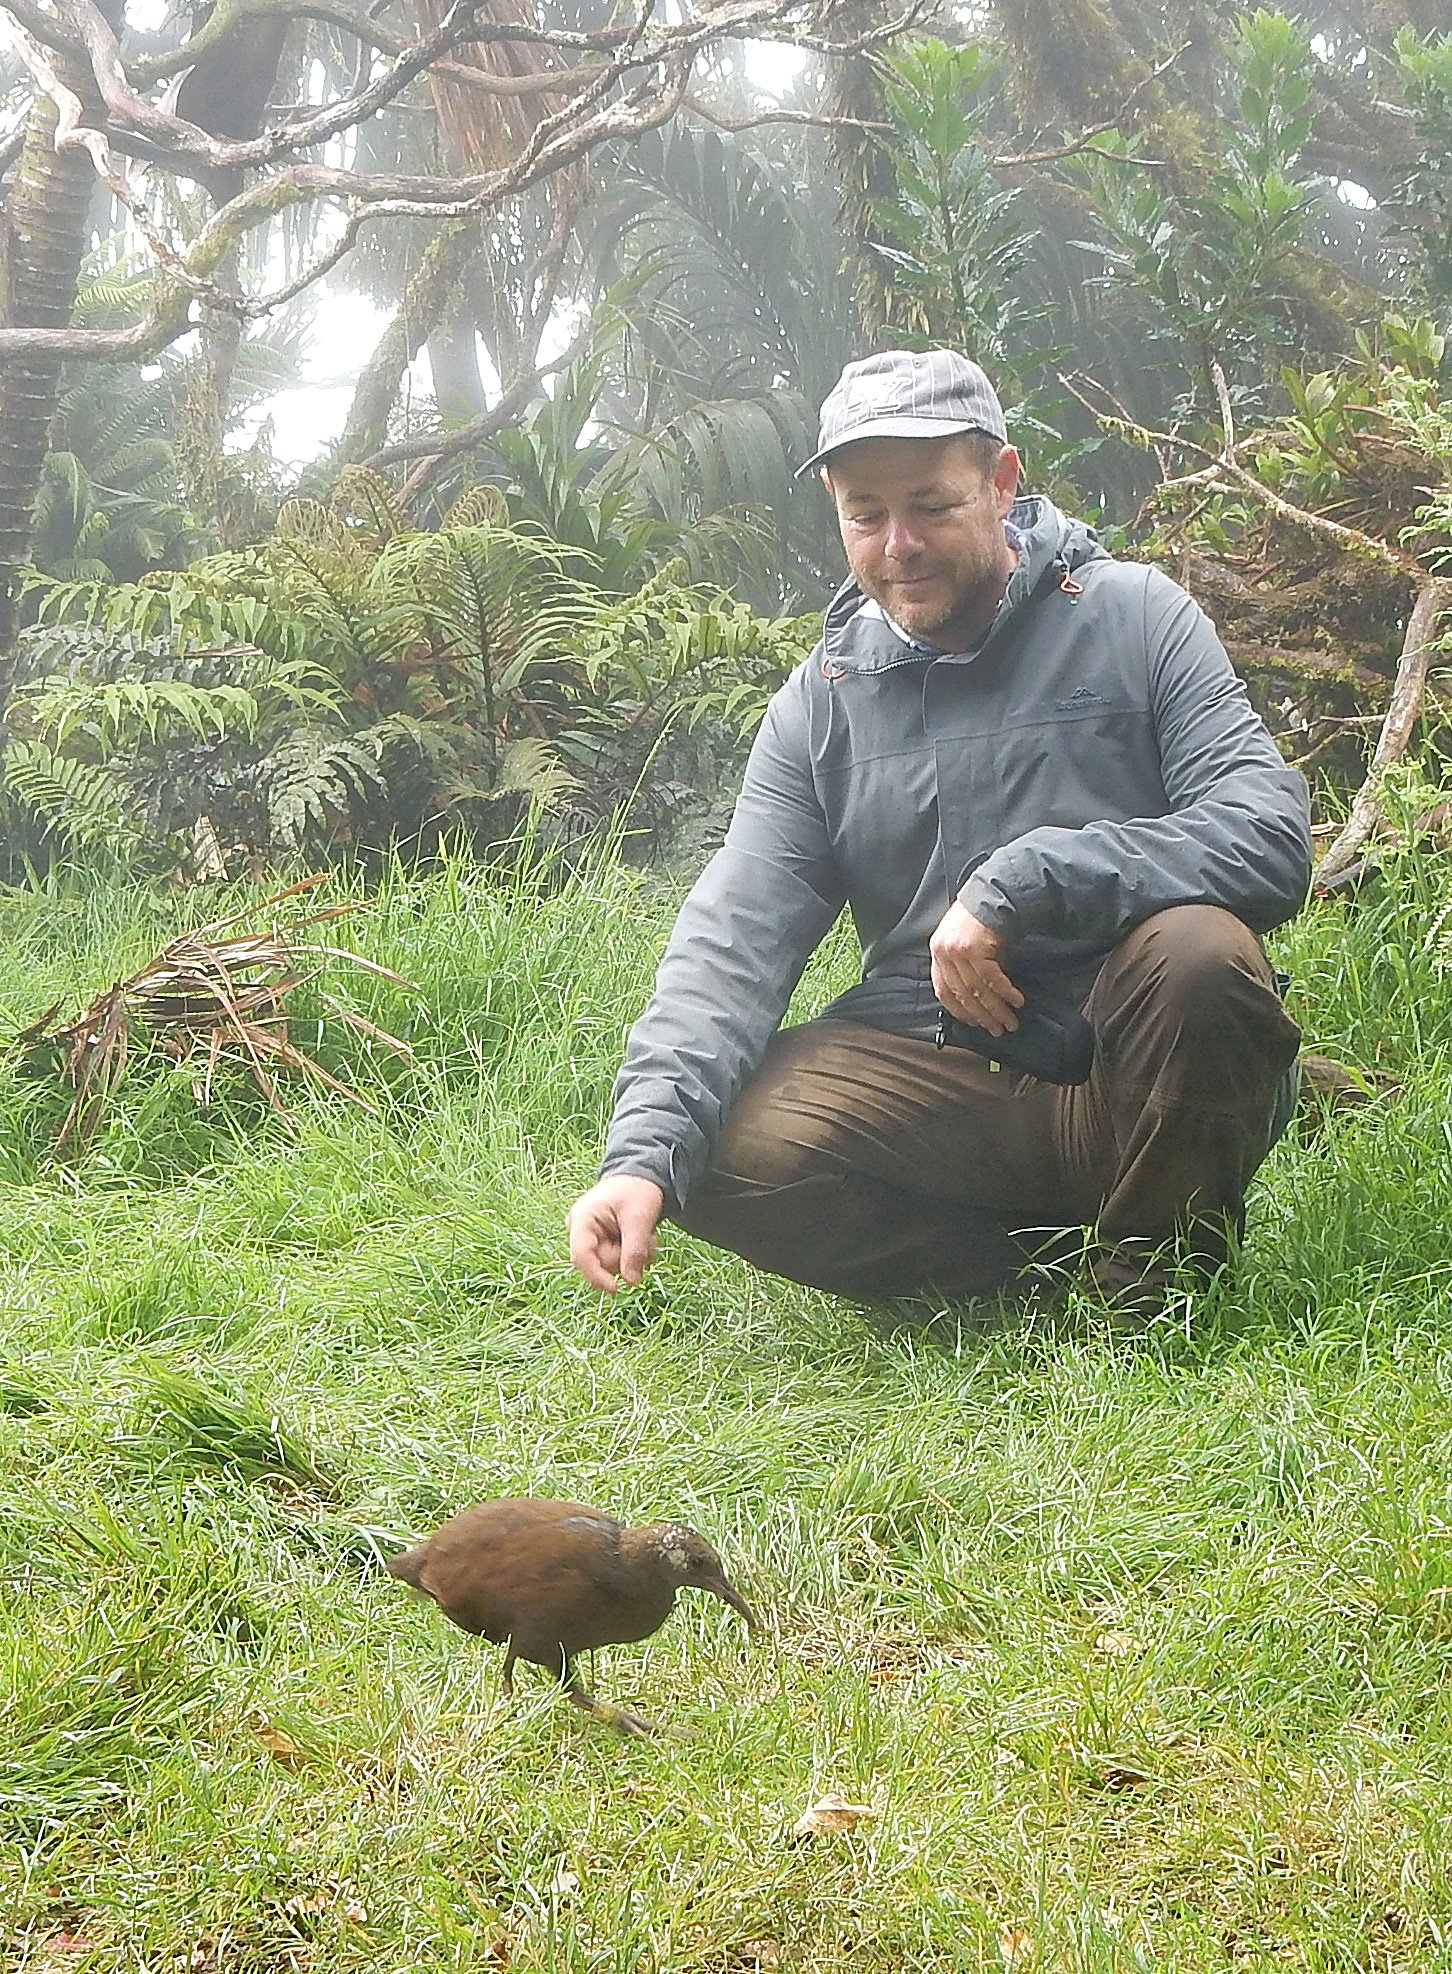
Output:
[930,901,1024,1035]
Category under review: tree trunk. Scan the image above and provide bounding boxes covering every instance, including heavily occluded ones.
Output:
[0,81,101,671]
[327,220,477,474]
[428,311,490,425]
[825,5,897,341]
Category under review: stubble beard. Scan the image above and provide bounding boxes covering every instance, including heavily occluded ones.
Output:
[879,551,1008,648]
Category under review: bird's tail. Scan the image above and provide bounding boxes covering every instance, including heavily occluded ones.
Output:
[385,1546,427,1588]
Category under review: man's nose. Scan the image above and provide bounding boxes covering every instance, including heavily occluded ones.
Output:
[882,513,926,559]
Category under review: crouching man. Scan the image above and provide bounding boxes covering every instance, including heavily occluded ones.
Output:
[567,349,1310,1316]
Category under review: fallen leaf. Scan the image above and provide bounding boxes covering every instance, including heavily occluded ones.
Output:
[788,1792,880,1839]
[727,1941,783,1971]
[281,1880,367,1926]
[998,1924,1035,1967]
[1094,1629,1146,1658]
[1094,1759,1153,1789]
[249,1717,308,1768]
[37,1935,100,1955]
[547,1864,581,1899]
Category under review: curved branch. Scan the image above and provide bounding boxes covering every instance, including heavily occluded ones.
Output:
[1315,577,1452,883]
[363,332,584,469]
[130,0,632,85]
[53,0,227,159]
[683,93,888,134]
[990,41,1187,169]
[0,289,194,358]
[0,0,82,55]
[1057,370,1428,579]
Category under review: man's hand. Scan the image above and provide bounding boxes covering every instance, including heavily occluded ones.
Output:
[567,1174,666,1292]
[930,900,1024,1036]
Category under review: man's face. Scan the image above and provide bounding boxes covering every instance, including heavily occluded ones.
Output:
[827,434,1021,651]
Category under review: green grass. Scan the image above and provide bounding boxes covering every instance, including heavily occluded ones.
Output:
[2,848,1452,1971]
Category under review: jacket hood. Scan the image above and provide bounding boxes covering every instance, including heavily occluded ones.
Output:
[820,495,1109,674]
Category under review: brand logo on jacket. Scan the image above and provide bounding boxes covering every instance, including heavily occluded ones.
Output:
[1054,685,1109,712]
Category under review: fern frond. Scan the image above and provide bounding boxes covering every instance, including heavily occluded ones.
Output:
[439,484,510,532]
[262,729,388,849]
[329,466,410,547]
[2,740,141,855]
[493,737,580,807]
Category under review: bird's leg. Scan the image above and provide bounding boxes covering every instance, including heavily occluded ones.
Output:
[563,1657,658,1737]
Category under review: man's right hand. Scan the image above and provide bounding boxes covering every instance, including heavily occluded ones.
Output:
[566,1174,666,1293]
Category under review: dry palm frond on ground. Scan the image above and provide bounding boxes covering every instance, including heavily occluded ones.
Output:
[9,876,412,1153]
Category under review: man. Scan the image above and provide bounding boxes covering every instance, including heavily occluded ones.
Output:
[568,349,1310,1313]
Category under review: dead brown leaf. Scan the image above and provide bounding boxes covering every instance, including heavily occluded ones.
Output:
[998,1923,1035,1967]
[788,1793,880,1839]
[7,877,415,1156]
[250,1718,309,1768]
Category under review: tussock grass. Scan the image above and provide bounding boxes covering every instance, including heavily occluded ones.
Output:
[2,847,1452,1969]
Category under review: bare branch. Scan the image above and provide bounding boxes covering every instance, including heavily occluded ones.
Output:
[364,313,599,472]
[683,93,888,134]
[52,0,227,159]
[1316,577,1452,880]
[0,0,902,360]
[0,0,81,55]
[991,42,1188,169]
[0,288,193,358]
[1056,370,1428,578]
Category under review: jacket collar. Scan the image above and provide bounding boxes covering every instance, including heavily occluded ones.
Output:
[819,496,1108,676]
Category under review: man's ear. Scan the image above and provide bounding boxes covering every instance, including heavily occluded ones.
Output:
[993,444,1021,515]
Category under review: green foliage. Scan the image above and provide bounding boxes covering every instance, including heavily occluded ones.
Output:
[868,42,1038,377]
[478,351,780,600]
[1,738,141,861]
[137,1362,336,1489]
[0,627,346,874]
[1390,30,1452,318]
[561,125,857,605]
[1071,11,1318,418]
[5,490,811,875]
[30,261,202,584]
[1,861,1452,1960]
[544,570,814,842]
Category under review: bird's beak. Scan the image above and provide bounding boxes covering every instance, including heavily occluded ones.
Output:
[702,1575,759,1631]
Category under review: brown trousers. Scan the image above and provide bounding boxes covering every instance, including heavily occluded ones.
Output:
[673,906,1301,1301]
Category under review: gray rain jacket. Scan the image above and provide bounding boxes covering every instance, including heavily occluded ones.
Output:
[601,495,1313,1212]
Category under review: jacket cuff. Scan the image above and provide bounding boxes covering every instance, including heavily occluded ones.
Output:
[957,868,1019,937]
[595,1152,683,1217]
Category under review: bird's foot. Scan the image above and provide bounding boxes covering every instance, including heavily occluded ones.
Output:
[570,1693,659,1736]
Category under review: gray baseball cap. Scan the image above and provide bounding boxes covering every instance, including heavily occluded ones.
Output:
[798,348,1007,477]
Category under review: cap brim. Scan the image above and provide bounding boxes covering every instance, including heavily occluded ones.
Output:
[795,415,1001,478]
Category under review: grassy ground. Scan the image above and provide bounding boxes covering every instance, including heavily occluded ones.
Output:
[2,848,1451,1973]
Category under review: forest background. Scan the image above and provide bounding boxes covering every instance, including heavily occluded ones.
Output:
[6,2,1452,1970]
[0,0,1449,877]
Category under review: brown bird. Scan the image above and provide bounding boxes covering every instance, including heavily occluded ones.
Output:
[386,1497,758,1734]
